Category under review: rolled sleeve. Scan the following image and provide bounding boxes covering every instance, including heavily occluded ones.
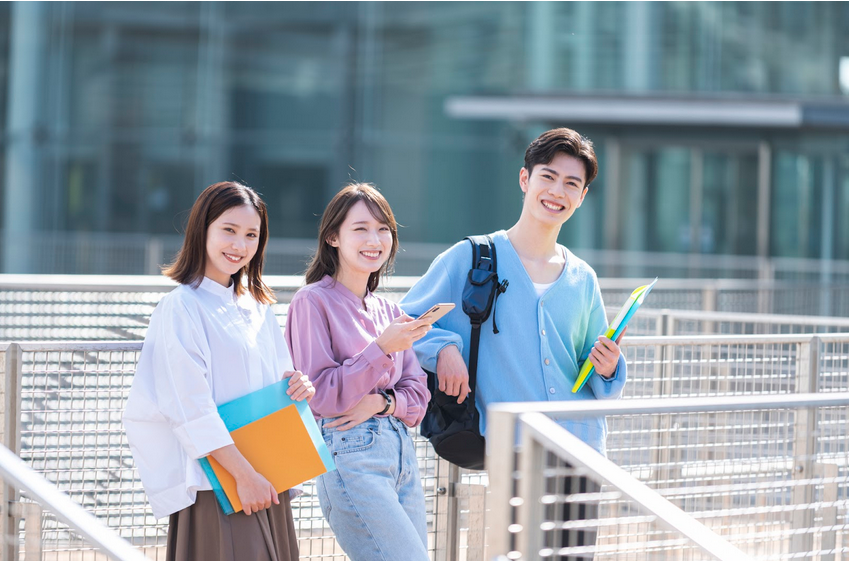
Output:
[150,298,231,458]
[173,412,234,460]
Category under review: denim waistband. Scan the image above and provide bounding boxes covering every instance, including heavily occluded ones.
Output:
[318,415,407,434]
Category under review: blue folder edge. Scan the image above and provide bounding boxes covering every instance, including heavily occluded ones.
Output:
[198,457,234,515]
[574,280,658,392]
[199,379,336,513]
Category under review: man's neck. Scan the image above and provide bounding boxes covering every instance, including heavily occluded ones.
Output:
[506,215,562,261]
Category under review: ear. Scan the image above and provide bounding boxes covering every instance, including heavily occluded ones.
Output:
[326,234,339,248]
[576,187,589,208]
[519,167,530,194]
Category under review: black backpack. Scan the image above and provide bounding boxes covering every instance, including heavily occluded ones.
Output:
[419,235,509,470]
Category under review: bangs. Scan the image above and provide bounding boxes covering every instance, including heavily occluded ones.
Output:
[360,194,396,229]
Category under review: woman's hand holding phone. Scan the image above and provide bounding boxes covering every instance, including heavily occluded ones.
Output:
[376,314,431,355]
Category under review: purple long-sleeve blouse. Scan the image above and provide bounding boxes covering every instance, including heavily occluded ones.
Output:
[284,275,430,428]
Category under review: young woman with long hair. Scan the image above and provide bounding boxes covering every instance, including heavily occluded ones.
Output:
[123,181,314,561]
[284,183,431,561]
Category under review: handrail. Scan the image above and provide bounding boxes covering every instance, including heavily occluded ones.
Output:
[518,412,752,560]
[0,273,845,292]
[489,393,848,561]
[637,308,849,326]
[0,444,147,561]
[489,392,849,419]
[3,332,846,352]
[618,332,850,346]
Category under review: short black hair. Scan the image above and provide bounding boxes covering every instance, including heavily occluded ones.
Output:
[524,128,598,187]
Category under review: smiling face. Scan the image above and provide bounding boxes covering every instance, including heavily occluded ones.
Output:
[519,152,589,227]
[204,204,262,287]
[328,199,393,282]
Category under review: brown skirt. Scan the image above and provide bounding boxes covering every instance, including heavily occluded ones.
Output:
[166,491,299,561]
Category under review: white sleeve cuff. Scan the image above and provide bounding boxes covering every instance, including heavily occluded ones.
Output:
[172,412,234,460]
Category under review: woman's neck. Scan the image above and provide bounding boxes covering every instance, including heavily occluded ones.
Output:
[334,268,370,300]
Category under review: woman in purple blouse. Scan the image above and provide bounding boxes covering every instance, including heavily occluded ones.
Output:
[284,183,432,561]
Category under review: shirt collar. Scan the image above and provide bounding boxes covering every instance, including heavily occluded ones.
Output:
[320,275,375,308]
[198,276,236,303]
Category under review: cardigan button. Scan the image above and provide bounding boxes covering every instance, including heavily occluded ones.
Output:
[544,359,550,365]
[541,329,546,336]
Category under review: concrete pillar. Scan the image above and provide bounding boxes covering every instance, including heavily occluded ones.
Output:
[193,2,229,190]
[527,2,555,91]
[3,3,48,273]
[623,2,653,92]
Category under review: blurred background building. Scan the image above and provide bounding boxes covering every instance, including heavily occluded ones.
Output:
[0,1,847,282]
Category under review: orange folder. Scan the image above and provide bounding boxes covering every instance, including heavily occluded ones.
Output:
[198,380,335,515]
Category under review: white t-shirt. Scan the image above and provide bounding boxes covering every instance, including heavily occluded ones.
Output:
[123,277,293,519]
[531,247,566,297]
[532,280,556,297]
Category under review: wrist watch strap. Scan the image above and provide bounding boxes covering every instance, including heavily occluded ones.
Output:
[377,389,392,415]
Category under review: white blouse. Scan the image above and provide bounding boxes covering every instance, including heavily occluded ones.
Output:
[123,277,293,519]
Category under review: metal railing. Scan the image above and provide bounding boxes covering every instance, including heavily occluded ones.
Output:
[1,341,469,561]
[0,441,146,561]
[6,233,847,283]
[487,394,849,560]
[0,332,845,560]
[0,275,846,342]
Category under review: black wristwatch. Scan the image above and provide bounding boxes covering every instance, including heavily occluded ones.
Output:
[377,389,393,415]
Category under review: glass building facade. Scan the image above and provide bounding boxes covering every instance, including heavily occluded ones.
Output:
[0,1,847,273]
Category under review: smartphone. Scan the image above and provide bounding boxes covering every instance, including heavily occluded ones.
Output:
[417,303,456,325]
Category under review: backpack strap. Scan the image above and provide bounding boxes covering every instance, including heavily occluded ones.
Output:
[462,235,503,414]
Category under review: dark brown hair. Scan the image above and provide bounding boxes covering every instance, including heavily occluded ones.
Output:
[163,181,276,304]
[524,128,599,187]
[305,183,398,293]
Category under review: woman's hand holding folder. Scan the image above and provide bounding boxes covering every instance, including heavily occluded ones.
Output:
[209,444,279,515]
[284,370,315,403]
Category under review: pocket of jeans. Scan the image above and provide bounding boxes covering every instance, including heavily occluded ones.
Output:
[330,426,377,455]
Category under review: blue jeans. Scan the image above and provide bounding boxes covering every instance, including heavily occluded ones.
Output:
[317,415,428,561]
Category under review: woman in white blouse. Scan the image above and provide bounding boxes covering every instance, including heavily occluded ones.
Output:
[123,181,314,561]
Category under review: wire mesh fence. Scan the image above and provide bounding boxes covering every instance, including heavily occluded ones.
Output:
[0,332,845,560]
[488,395,849,561]
[7,342,464,561]
[620,334,849,399]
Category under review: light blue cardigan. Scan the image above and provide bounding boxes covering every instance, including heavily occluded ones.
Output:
[400,230,626,455]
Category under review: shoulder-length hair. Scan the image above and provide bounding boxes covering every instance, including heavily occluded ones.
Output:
[163,181,276,304]
[305,183,398,293]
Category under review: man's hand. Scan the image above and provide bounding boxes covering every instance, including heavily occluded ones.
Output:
[437,345,470,404]
[590,327,626,379]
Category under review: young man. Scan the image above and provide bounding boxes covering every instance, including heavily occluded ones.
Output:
[400,127,627,560]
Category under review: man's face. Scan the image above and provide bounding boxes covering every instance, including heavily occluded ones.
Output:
[519,153,588,227]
